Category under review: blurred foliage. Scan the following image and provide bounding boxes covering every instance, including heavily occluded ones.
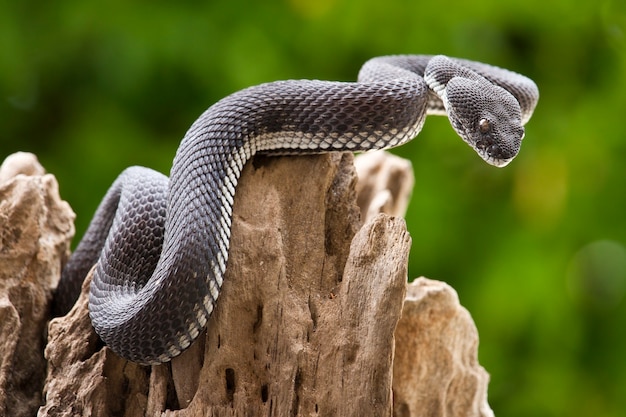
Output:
[1,0,625,415]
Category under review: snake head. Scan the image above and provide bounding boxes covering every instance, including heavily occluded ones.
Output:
[445,77,525,167]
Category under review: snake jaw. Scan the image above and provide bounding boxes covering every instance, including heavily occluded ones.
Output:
[479,146,515,167]
[472,119,524,167]
[471,127,522,167]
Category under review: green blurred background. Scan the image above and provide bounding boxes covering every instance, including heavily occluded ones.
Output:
[1,0,625,415]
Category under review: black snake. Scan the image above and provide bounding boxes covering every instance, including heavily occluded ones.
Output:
[54,55,539,364]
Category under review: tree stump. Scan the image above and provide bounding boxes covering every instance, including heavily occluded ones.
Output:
[0,151,493,417]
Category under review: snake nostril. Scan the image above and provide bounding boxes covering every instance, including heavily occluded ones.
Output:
[487,144,501,157]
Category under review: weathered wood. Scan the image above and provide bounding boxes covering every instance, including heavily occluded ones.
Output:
[393,278,494,417]
[354,150,414,224]
[0,151,494,417]
[0,153,74,417]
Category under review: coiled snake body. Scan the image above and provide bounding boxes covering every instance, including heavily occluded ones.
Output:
[55,55,539,364]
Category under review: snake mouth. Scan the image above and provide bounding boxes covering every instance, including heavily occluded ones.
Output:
[475,139,515,167]
[487,155,513,167]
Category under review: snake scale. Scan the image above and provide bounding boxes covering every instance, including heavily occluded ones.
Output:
[54,55,539,364]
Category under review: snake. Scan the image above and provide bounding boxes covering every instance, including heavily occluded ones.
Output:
[54,55,539,364]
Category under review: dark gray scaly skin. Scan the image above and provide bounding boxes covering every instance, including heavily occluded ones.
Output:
[54,55,539,364]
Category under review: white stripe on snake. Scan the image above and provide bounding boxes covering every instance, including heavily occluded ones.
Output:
[54,54,539,364]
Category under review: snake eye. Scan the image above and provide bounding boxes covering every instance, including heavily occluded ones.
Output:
[479,118,491,134]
